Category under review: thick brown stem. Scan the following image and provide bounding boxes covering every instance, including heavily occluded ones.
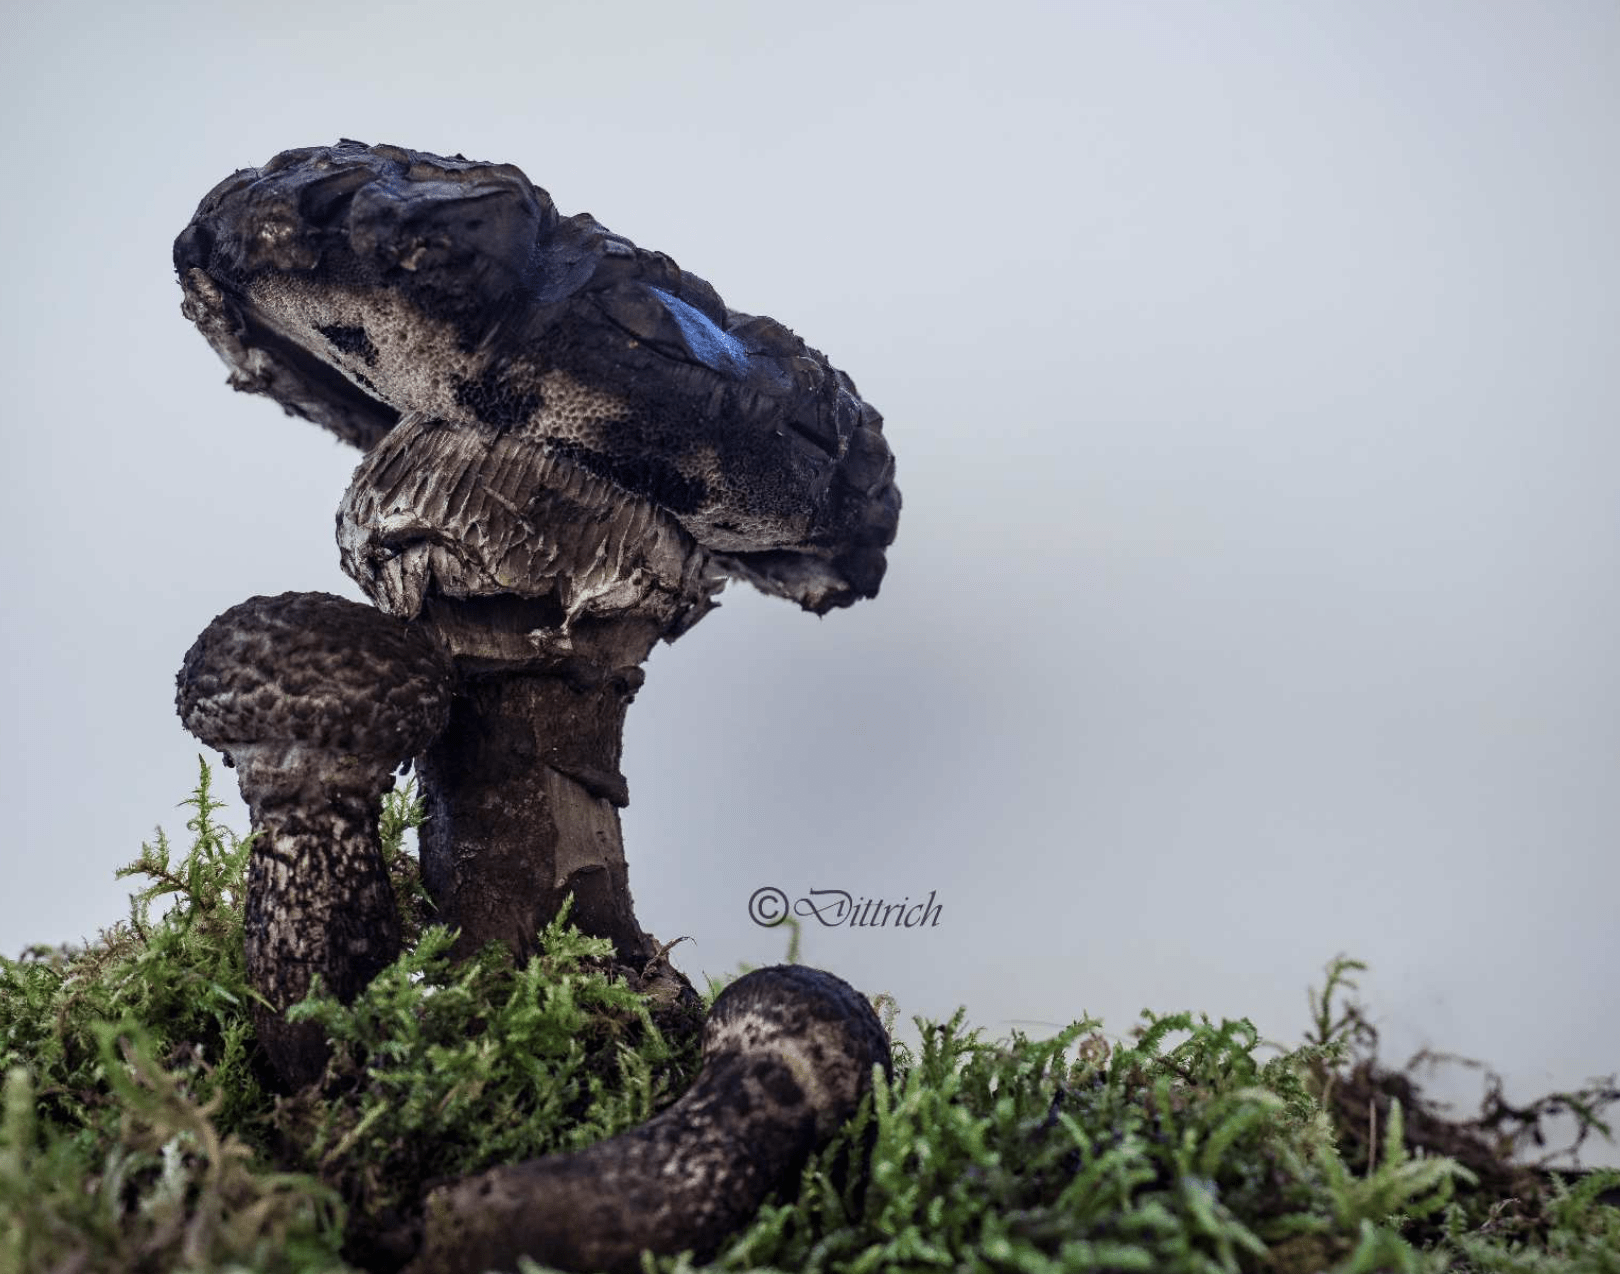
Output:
[415,605,660,965]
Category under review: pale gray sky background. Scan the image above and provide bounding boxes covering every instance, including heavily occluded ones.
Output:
[3,1,1616,1164]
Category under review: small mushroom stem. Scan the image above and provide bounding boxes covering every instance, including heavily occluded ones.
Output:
[232,746,405,1089]
[415,612,661,965]
[176,592,454,1090]
[406,965,891,1274]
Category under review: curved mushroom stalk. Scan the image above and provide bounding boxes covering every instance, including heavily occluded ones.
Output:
[407,965,891,1274]
[176,591,453,1089]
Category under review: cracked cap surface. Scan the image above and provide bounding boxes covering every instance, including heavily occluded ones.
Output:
[176,590,453,762]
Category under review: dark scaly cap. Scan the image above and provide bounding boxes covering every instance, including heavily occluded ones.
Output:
[177,590,453,766]
[175,141,899,613]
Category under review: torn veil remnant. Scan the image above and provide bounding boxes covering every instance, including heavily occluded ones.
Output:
[340,414,717,965]
[175,140,901,966]
[176,591,453,1090]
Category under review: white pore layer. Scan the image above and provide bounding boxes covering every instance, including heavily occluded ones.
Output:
[247,276,635,449]
[249,273,822,558]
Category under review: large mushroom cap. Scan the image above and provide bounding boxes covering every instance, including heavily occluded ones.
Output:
[175,140,900,613]
[177,590,453,795]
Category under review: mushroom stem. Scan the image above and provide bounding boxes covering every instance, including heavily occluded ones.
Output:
[415,616,660,965]
[406,965,891,1274]
[233,745,405,1089]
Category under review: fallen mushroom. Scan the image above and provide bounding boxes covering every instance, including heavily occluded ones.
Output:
[407,963,891,1274]
[174,141,901,966]
[175,590,453,1089]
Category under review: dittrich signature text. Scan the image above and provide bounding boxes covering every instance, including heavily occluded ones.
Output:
[747,886,942,930]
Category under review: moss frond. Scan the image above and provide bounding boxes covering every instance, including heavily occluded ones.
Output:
[2,768,1614,1273]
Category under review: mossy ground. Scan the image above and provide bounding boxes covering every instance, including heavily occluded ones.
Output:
[1,763,1615,1273]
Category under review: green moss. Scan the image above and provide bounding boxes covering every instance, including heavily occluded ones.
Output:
[1,766,1615,1273]
[702,962,1617,1274]
[0,762,702,1273]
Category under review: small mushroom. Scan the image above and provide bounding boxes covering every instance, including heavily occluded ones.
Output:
[407,964,891,1274]
[174,141,900,966]
[175,591,453,1088]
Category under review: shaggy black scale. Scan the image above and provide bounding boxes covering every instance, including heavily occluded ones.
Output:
[173,139,900,613]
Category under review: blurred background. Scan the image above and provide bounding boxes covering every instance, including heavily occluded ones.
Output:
[3,1,1615,1164]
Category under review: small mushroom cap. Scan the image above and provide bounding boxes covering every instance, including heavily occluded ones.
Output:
[176,141,900,613]
[177,591,453,768]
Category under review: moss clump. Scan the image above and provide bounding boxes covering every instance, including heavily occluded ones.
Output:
[1,765,1615,1273]
[712,960,1617,1274]
[0,761,704,1273]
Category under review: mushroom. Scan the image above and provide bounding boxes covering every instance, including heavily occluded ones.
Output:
[406,964,891,1274]
[174,141,900,967]
[175,590,453,1088]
